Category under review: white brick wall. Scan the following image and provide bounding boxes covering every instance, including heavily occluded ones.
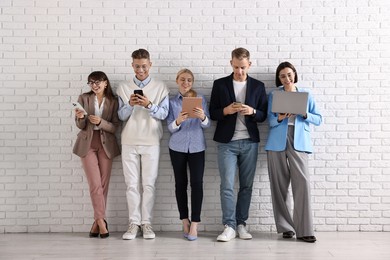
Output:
[1,0,389,233]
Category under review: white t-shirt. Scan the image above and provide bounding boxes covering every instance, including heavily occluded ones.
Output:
[232,80,250,141]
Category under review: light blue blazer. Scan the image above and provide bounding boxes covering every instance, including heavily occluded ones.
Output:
[264,87,322,153]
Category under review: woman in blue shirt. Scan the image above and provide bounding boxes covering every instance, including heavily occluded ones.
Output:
[167,69,210,241]
[265,62,322,243]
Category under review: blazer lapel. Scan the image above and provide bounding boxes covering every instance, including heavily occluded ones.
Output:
[87,94,111,120]
[227,73,236,102]
[86,95,94,116]
[101,97,111,120]
[244,76,252,104]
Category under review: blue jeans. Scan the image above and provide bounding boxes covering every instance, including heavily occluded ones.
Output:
[217,139,259,230]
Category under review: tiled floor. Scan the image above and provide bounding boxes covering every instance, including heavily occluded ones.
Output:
[1,231,390,260]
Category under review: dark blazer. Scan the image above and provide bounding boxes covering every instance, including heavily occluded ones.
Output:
[73,93,121,159]
[209,73,267,143]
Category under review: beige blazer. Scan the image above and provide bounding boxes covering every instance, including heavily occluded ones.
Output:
[73,93,121,159]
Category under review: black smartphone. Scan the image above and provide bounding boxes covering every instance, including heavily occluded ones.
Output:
[134,89,144,96]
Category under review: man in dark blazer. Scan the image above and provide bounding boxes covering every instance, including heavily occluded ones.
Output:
[209,47,267,242]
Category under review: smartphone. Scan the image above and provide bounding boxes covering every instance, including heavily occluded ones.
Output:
[72,102,87,115]
[232,102,242,108]
[134,89,144,96]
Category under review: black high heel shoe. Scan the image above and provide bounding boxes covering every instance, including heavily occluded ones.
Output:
[99,219,109,239]
[89,221,99,238]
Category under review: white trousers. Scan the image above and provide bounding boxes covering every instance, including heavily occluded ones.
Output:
[122,144,160,225]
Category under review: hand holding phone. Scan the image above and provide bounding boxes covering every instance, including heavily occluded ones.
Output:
[132,89,150,107]
[134,89,144,97]
[72,102,87,115]
[232,102,242,108]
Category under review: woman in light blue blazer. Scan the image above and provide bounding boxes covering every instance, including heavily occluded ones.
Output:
[265,62,322,243]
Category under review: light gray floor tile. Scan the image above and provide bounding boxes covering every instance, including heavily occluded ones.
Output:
[1,232,390,260]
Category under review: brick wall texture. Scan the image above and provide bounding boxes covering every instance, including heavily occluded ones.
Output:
[1,0,390,233]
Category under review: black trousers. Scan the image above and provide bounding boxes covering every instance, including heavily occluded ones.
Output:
[169,149,205,222]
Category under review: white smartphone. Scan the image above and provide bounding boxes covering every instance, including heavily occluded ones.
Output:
[72,102,87,115]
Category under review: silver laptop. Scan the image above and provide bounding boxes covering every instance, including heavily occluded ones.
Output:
[271,91,309,115]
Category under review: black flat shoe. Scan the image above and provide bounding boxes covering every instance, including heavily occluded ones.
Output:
[297,236,317,243]
[100,219,109,239]
[282,231,295,239]
[89,221,99,238]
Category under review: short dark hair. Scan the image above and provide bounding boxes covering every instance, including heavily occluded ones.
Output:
[275,61,298,87]
[231,47,250,60]
[132,49,150,60]
[87,71,115,100]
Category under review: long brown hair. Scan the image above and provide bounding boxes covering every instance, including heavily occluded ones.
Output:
[86,71,115,100]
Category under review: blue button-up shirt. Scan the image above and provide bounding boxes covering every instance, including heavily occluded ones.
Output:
[133,76,151,88]
[167,93,211,153]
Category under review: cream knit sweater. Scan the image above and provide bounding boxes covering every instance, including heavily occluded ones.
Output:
[116,79,169,146]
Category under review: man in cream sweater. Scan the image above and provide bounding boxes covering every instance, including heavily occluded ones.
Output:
[117,49,169,240]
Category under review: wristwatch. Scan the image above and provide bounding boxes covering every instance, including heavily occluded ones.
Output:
[252,109,256,116]
[146,101,153,109]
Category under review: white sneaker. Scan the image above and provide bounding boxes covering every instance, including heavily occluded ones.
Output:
[217,225,236,242]
[122,223,140,240]
[237,224,252,240]
[142,224,156,239]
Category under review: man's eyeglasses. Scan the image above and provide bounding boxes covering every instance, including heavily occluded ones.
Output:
[87,80,102,86]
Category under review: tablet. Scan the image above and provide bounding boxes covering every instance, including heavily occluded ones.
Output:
[72,101,88,115]
[271,91,308,115]
[182,97,202,118]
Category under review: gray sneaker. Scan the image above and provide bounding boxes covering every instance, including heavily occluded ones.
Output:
[237,224,252,240]
[142,224,156,239]
[122,223,140,240]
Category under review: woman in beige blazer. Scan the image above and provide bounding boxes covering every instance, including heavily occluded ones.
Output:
[73,71,120,239]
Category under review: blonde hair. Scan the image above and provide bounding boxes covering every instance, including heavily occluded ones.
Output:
[184,89,197,97]
[176,68,194,82]
[231,47,250,60]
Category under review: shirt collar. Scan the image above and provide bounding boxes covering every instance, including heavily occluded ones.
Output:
[176,92,184,99]
[133,76,151,88]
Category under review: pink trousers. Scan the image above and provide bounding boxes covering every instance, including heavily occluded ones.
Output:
[81,130,112,220]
